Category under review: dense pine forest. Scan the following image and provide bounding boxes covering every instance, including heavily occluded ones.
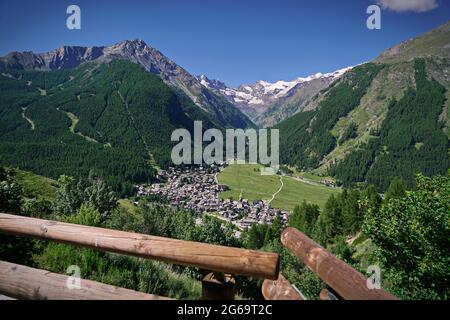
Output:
[277,59,449,191]
[276,63,384,170]
[0,60,222,196]
[331,59,449,190]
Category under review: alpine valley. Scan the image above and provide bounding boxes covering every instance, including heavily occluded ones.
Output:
[0,21,449,195]
[197,66,353,127]
[276,21,450,191]
[1,4,450,302]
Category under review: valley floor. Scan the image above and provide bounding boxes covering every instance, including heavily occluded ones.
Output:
[218,164,341,211]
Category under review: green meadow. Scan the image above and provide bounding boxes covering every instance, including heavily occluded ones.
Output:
[218,164,340,211]
[14,169,60,201]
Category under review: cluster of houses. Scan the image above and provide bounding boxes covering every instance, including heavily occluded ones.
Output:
[138,165,289,230]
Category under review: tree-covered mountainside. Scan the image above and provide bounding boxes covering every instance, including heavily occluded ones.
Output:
[276,22,450,191]
[331,59,449,190]
[277,57,449,191]
[376,21,450,64]
[0,60,222,195]
[276,63,385,168]
[0,39,254,130]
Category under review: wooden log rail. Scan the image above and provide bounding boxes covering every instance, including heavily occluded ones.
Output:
[0,213,279,280]
[281,227,398,300]
[262,274,305,300]
[0,260,171,300]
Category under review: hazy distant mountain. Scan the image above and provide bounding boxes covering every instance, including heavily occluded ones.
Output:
[198,67,352,127]
[276,21,450,191]
[0,39,253,129]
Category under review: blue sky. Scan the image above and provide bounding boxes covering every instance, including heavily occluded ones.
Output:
[0,0,449,86]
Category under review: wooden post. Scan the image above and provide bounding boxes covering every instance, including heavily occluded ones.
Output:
[281,227,398,300]
[262,274,304,300]
[202,272,235,300]
[0,260,171,300]
[0,213,279,280]
[320,289,339,300]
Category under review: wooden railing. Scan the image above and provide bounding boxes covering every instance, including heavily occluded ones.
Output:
[0,213,397,300]
[262,227,398,300]
[0,213,279,300]
[0,260,171,300]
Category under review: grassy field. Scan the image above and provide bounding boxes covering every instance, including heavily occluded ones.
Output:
[218,164,281,201]
[14,169,60,201]
[218,164,340,211]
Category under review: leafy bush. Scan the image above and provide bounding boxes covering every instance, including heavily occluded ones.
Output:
[363,172,450,299]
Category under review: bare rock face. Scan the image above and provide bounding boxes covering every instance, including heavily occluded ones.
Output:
[0,39,253,128]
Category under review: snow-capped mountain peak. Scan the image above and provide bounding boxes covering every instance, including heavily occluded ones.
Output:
[197,66,353,120]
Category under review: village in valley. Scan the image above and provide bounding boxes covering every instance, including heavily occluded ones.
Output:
[137,164,290,231]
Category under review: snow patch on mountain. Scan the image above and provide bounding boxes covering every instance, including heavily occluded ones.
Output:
[197,66,353,109]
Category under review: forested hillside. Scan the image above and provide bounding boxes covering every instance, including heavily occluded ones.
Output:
[276,22,450,191]
[0,60,222,195]
[277,58,449,190]
[0,39,254,130]
[331,59,449,190]
[276,63,384,170]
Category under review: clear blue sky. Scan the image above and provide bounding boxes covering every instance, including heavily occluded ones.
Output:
[0,0,449,86]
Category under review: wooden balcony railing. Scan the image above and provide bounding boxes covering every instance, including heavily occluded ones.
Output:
[0,260,171,300]
[270,227,398,300]
[0,213,397,300]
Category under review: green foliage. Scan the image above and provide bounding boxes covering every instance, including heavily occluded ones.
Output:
[385,177,407,200]
[338,122,358,144]
[52,175,118,218]
[329,235,353,262]
[34,202,202,299]
[14,169,59,201]
[339,189,363,235]
[244,217,283,250]
[245,223,269,250]
[195,215,240,247]
[310,186,379,246]
[332,59,449,191]
[363,172,450,299]
[277,63,384,169]
[312,195,343,245]
[22,197,53,219]
[289,201,320,237]
[0,60,229,196]
[65,204,102,227]
[0,167,23,213]
[108,201,196,240]
[0,167,37,264]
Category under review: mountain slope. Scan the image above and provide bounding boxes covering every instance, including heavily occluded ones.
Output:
[276,22,450,191]
[331,59,449,190]
[0,39,253,129]
[376,21,450,63]
[0,60,222,195]
[198,67,352,127]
